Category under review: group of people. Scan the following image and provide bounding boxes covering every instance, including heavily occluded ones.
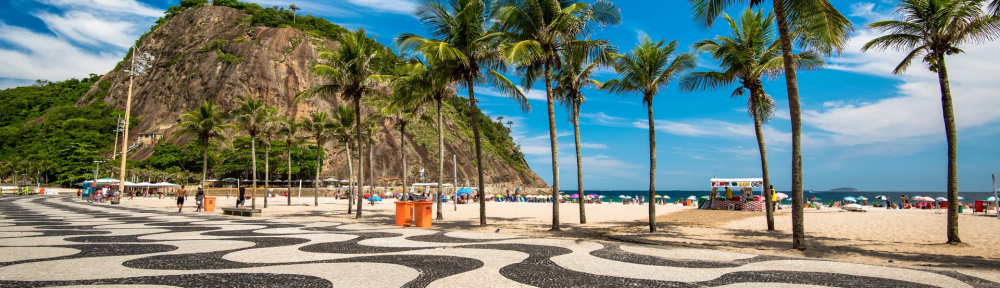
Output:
[174,185,209,212]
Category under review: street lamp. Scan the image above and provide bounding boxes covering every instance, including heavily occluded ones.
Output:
[117,45,153,203]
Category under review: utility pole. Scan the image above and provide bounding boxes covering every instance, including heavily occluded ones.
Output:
[117,46,153,203]
[453,154,457,211]
[112,115,121,161]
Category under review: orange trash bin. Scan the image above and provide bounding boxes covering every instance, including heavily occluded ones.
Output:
[412,200,433,228]
[395,201,414,227]
[204,197,217,212]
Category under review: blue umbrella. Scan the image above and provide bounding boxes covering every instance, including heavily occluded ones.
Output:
[372,196,382,201]
[457,188,474,195]
[843,196,857,202]
[987,197,997,202]
[958,197,965,201]
[875,195,887,200]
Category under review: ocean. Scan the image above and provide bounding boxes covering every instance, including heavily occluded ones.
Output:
[556,190,999,204]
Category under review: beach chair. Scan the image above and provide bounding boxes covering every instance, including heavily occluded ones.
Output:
[974,201,986,215]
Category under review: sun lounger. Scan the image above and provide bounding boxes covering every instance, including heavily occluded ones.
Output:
[842,204,868,212]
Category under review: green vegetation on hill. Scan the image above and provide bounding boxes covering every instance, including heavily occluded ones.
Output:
[0,75,132,185]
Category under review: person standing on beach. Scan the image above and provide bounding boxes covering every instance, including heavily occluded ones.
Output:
[195,186,205,212]
[770,185,777,211]
[177,185,187,212]
[237,185,246,208]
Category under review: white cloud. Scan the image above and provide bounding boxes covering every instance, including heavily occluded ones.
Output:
[848,2,893,22]
[579,111,628,126]
[475,85,547,101]
[634,28,648,42]
[580,143,608,149]
[244,0,355,17]
[0,22,123,81]
[631,118,806,146]
[35,11,138,48]
[344,0,416,14]
[35,0,163,17]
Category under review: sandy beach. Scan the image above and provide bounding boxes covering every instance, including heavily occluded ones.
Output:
[117,194,1000,270]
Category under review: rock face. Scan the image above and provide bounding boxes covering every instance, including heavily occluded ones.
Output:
[85,6,547,188]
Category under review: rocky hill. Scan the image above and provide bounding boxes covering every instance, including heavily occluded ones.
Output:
[83,5,547,188]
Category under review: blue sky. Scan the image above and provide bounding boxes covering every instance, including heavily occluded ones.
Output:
[2,0,999,192]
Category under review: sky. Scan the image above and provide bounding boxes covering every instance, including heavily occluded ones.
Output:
[1,0,999,192]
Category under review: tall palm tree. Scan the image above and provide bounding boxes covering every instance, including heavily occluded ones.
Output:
[601,37,696,232]
[689,0,852,250]
[862,0,1000,244]
[494,0,620,230]
[231,96,278,209]
[385,82,432,208]
[297,28,391,219]
[388,57,457,219]
[361,113,385,205]
[260,115,282,208]
[553,43,616,224]
[279,116,308,206]
[330,106,358,212]
[680,8,824,231]
[175,101,233,191]
[302,111,335,207]
[397,0,529,226]
[288,4,300,22]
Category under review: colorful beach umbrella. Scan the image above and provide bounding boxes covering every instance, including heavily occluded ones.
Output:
[687,196,697,200]
[775,193,789,200]
[857,196,868,201]
[843,196,857,202]
[986,197,997,202]
[875,195,887,200]
[935,197,947,201]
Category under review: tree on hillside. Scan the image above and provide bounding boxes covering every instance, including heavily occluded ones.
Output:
[601,37,696,233]
[553,43,616,224]
[680,8,823,231]
[231,97,277,209]
[862,0,1000,244]
[689,0,852,250]
[175,101,233,190]
[260,114,282,208]
[289,4,300,22]
[329,106,357,212]
[493,0,620,230]
[302,111,335,207]
[396,0,529,226]
[297,28,391,219]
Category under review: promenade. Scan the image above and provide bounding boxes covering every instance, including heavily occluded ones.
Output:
[0,195,997,287]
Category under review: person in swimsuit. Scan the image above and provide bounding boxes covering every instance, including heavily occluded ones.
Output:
[177,185,187,212]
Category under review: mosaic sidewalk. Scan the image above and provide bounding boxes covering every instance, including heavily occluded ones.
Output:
[0,195,997,287]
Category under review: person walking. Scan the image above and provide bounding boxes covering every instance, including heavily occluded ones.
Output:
[237,185,246,208]
[177,185,187,212]
[195,186,205,212]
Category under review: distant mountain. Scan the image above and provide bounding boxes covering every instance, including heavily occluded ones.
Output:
[829,187,862,192]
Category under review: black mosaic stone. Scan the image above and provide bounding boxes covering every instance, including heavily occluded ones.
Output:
[590,243,789,268]
[0,273,334,287]
[406,231,524,244]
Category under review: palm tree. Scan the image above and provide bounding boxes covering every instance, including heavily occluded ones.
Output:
[862,0,1000,244]
[991,0,999,15]
[302,111,335,206]
[175,101,233,190]
[279,116,308,206]
[231,96,278,209]
[601,37,696,232]
[384,84,431,208]
[553,43,616,224]
[396,0,530,226]
[689,0,852,250]
[260,115,283,208]
[297,28,391,219]
[288,4,300,22]
[330,106,358,212]
[494,0,620,230]
[680,8,824,231]
[361,113,384,205]
[388,57,457,219]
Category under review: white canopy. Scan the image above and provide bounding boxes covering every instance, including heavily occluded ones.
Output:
[410,183,454,187]
[151,182,180,187]
[710,178,764,188]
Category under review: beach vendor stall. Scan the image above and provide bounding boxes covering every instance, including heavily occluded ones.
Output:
[706,178,765,211]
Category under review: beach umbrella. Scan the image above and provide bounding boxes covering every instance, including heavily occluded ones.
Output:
[875,195,887,200]
[618,195,626,198]
[588,194,598,198]
[775,193,789,200]
[457,188,473,195]
[654,195,661,198]
[599,195,605,198]
[843,196,857,202]
[958,197,965,201]
[687,196,697,200]
[857,196,868,201]
[571,194,579,198]
[935,197,947,201]
[663,196,670,199]
[985,197,997,202]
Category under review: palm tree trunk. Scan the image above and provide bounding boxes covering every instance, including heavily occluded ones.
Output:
[646,98,657,233]
[314,144,321,207]
[772,0,805,250]
[467,80,487,226]
[436,98,445,220]
[937,55,961,244]
[573,101,586,224]
[401,124,407,203]
[355,99,364,218]
[287,141,292,206]
[545,63,561,231]
[347,145,355,213]
[264,143,269,208]
[201,139,209,190]
[752,106,774,231]
[368,137,375,206]
[251,137,257,209]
